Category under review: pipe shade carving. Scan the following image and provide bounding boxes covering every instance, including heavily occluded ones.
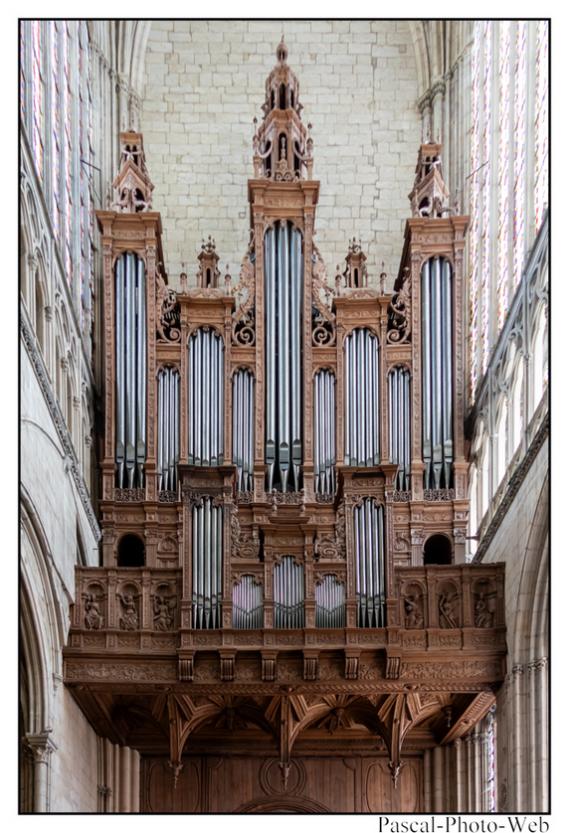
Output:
[115,252,146,488]
[188,328,225,466]
[264,222,304,492]
[421,257,453,489]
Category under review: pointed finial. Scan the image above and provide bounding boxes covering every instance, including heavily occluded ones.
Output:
[276,36,288,64]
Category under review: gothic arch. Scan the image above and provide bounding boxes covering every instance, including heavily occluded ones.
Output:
[512,473,549,665]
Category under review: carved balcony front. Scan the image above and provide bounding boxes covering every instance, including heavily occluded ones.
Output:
[66,563,505,686]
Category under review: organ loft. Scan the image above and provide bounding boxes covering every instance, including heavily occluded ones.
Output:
[64,42,506,813]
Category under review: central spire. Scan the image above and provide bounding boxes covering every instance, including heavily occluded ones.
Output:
[252,40,313,181]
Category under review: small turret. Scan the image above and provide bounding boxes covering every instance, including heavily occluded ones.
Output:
[252,39,313,181]
[408,142,449,219]
[196,236,220,289]
[111,131,154,213]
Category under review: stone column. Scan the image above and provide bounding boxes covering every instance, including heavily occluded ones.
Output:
[130,749,140,812]
[26,732,56,813]
[423,748,432,812]
[119,746,131,811]
[454,739,465,811]
[433,745,444,812]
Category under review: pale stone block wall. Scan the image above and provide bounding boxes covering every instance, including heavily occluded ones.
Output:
[141,20,421,291]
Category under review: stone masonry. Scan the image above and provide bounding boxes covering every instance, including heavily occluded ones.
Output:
[141,20,421,291]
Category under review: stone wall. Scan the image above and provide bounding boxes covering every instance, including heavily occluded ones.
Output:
[141,20,421,291]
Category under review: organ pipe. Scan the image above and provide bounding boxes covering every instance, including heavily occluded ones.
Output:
[314,369,336,495]
[192,497,223,629]
[354,499,385,627]
[344,328,379,466]
[264,222,304,491]
[188,328,225,466]
[389,367,411,490]
[315,576,345,627]
[157,367,180,491]
[232,369,255,492]
[422,257,453,489]
[115,252,146,488]
[232,575,263,628]
[273,556,305,628]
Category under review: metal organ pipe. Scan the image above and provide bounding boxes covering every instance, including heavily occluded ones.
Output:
[388,367,411,490]
[273,556,304,628]
[422,257,454,489]
[314,370,336,496]
[114,252,146,489]
[232,576,263,629]
[344,328,379,466]
[353,499,385,628]
[192,497,223,629]
[188,328,224,466]
[157,367,180,492]
[315,576,345,628]
[232,369,255,492]
[264,223,304,491]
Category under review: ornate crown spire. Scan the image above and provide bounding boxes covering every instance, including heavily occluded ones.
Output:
[408,141,449,219]
[252,40,314,181]
[111,131,154,212]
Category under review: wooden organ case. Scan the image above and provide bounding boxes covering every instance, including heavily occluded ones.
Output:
[64,42,506,813]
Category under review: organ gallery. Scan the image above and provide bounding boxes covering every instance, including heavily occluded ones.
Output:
[63,41,506,812]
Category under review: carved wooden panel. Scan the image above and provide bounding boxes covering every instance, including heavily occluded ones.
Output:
[140,754,423,813]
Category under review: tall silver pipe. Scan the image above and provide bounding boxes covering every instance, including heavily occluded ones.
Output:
[422,262,432,487]
[136,257,146,486]
[125,255,135,487]
[431,257,443,488]
[291,228,302,491]
[115,256,125,487]
[278,223,290,490]
[442,259,453,487]
[265,227,276,489]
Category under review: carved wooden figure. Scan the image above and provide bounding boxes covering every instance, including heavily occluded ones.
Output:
[65,43,505,814]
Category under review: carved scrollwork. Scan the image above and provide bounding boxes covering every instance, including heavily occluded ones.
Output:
[311,245,336,346]
[232,251,256,345]
[114,488,145,502]
[387,268,411,344]
[424,488,455,501]
[156,270,181,343]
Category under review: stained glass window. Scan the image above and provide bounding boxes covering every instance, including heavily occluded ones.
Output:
[31,21,45,182]
[512,22,528,296]
[496,23,512,333]
[50,21,61,243]
[534,21,549,231]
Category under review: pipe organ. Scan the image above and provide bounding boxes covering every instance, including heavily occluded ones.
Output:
[389,366,411,490]
[188,328,225,467]
[264,222,304,492]
[354,498,386,627]
[157,366,179,491]
[232,368,254,492]
[69,48,507,813]
[115,252,146,488]
[344,327,380,466]
[421,256,454,489]
[313,369,335,495]
[191,496,223,629]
